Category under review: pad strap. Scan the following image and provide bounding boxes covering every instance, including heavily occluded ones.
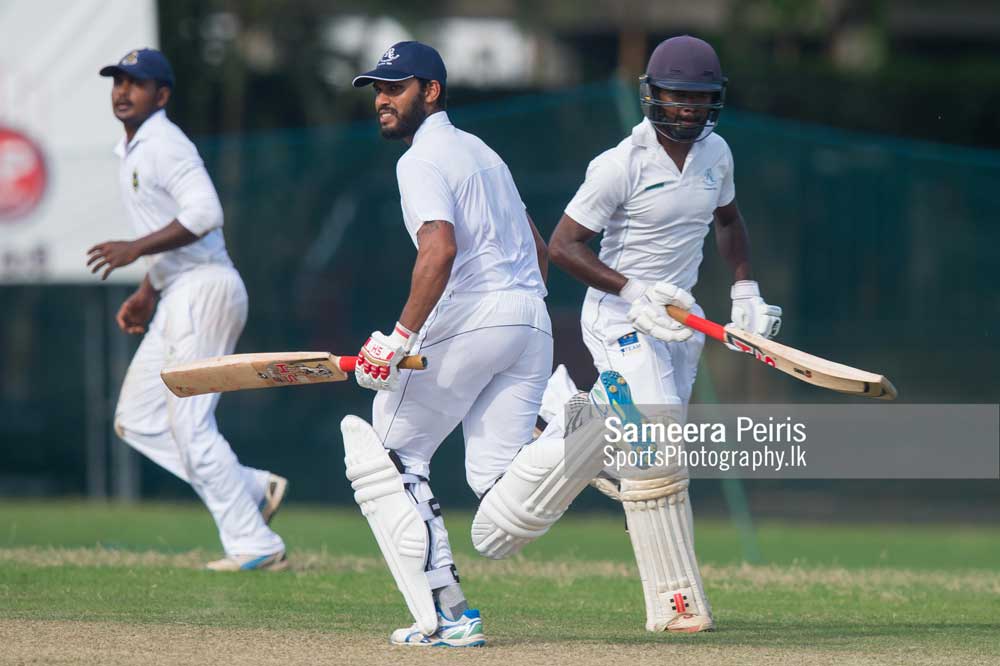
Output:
[425,564,459,590]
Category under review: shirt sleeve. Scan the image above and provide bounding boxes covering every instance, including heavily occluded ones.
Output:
[563,152,629,233]
[153,139,224,236]
[718,143,736,207]
[396,157,456,224]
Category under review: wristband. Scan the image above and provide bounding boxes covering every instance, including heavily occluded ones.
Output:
[619,279,648,303]
[389,321,417,353]
[731,280,760,299]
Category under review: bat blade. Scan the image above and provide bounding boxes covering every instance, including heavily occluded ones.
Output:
[666,306,897,400]
[161,352,427,397]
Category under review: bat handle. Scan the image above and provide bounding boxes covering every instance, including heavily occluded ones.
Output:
[665,305,728,343]
[338,355,429,372]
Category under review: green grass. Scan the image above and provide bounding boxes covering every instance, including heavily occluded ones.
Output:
[1,501,999,663]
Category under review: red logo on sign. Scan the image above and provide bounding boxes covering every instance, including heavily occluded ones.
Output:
[0,128,47,221]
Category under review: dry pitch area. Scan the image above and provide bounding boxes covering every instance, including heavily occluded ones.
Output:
[1,502,998,665]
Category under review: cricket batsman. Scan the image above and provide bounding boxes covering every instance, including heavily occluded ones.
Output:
[343,41,635,647]
[87,49,288,571]
[546,35,783,633]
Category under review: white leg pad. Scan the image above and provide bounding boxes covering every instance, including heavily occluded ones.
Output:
[620,474,713,632]
[341,415,438,636]
[471,400,606,559]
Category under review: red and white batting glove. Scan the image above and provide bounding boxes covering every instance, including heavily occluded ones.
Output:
[355,322,416,392]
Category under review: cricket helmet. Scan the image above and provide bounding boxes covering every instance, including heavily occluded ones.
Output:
[639,35,727,143]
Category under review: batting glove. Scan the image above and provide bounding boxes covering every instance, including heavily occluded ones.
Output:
[730,280,782,338]
[355,322,416,392]
[624,279,695,343]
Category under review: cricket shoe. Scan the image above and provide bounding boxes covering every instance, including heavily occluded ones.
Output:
[596,370,641,424]
[664,612,715,633]
[204,550,289,572]
[390,609,485,648]
[259,474,288,525]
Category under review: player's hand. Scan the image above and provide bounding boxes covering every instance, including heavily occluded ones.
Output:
[730,280,782,338]
[355,323,416,392]
[87,240,142,280]
[116,288,157,335]
[624,280,694,343]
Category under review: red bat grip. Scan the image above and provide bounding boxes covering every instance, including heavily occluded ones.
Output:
[338,355,428,372]
[665,305,728,342]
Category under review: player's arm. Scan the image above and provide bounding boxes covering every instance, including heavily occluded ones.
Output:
[526,213,548,283]
[713,200,752,281]
[115,274,159,335]
[354,219,455,392]
[399,220,457,331]
[713,199,782,338]
[88,144,221,280]
[86,220,198,280]
[548,213,625,295]
[550,213,691,343]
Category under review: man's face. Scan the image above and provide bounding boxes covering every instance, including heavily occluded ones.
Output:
[373,78,427,140]
[111,73,167,126]
[656,88,712,126]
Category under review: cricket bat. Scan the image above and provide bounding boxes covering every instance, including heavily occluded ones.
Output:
[666,306,897,400]
[161,352,428,398]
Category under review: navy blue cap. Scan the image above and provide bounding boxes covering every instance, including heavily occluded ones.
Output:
[352,41,447,88]
[100,49,175,88]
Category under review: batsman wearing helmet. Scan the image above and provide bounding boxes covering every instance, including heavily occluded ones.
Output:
[546,35,783,633]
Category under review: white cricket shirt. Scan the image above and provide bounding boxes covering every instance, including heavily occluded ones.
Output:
[395,111,545,297]
[565,118,735,306]
[114,110,232,291]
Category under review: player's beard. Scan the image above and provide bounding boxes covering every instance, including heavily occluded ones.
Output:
[380,96,428,140]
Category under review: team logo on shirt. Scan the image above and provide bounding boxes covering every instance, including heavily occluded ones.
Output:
[702,168,718,190]
[132,169,139,191]
[378,47,400,66]
[617,331,642,356]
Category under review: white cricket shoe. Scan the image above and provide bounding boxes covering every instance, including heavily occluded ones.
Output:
[390,609,485,647]
[259,474,288,525]
[664,612,715,633]
[204,551,289,572]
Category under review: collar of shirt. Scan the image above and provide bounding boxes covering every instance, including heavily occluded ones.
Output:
[411,110,452,146]
[113,108,168,157]
[630,117,706,168]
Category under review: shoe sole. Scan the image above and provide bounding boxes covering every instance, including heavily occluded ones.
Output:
[391,638,486,648]
[260,476,288,525]
[205,554,289,572]
[599,370,647,426]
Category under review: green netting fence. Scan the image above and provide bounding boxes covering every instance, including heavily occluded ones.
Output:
[2,80,997,506]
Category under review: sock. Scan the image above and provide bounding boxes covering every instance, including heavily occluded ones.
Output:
[435,583,469,621]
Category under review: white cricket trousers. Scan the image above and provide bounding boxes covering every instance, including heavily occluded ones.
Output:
[582,295,706,478]
[114,265,285,556]
[372,290,552,570]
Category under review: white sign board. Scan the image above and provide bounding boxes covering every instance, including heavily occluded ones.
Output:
[0,0,157,284]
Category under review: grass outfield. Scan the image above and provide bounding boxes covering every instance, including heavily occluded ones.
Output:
[1,501,998,665]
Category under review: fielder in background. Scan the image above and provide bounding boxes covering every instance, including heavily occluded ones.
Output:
[344,41,624,648]
[87,49,288,572]
[546,35,784,633]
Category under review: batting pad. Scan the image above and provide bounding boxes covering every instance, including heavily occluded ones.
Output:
[471,401,607,559]
[342,415,438,635]
[620,475,712,630]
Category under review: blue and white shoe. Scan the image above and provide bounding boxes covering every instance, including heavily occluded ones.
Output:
[595,370,640,423]
[390,609,485,647]
[205,550,289,572]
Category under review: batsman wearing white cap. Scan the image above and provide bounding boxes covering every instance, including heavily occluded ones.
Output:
[546,35,783,633]
[344,41,633,648]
